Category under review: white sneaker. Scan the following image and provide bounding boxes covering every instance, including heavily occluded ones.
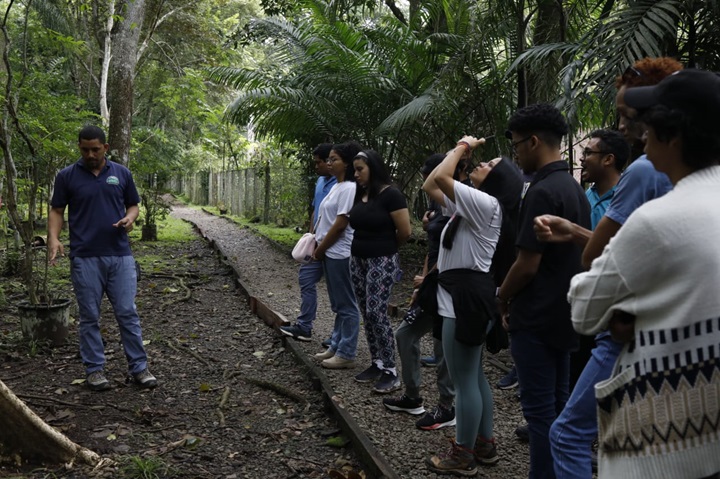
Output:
[314,349,334,360]
[321,356,355,369]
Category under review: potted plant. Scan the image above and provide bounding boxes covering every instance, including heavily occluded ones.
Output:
[139,183,171,241]
[0,6,83,346]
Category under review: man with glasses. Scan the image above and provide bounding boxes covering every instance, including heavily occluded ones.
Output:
[534,57,681,479]
[580,130,628,229]
[496,103,591,479]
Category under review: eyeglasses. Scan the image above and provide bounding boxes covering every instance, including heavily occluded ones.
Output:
[581,149,609,159]
[510,136,532,154]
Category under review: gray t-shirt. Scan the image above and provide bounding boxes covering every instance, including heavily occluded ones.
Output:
[437,181,501,317]
[315,181,356,259]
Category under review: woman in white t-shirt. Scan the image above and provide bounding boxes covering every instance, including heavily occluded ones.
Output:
[312,141,362,369]
[422,136,503,476]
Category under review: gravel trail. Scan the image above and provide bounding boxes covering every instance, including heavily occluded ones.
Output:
[172,204,530,479]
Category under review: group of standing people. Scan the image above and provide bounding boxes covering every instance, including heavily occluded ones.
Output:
[281,141,412,393]
[283,56,720,479]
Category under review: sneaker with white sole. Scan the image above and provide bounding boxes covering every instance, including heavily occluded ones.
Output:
[321,356,355,369]
[383,394,425,415]
[86,370,111,391]
[314,349,334,360]
[373,370,401,394]
[496,366,518,390]
[279,324,312,342]
[130,368,158,389]
[354,364,383,383]
[416,404,456,430]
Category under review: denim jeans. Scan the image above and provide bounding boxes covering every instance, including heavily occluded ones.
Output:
[70,255,148,375]
[296,260,324,333]
[550,334,624,479]
[323,257,360,360]
[396,312,454,405]
[512,329,570,479]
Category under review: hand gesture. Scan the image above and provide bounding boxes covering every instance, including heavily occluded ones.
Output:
[113,216,134,233]
[47,237,64,265]
[534,215,574,243]
[458,136,487,150]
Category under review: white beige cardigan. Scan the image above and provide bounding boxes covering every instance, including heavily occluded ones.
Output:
[569,166,720,479]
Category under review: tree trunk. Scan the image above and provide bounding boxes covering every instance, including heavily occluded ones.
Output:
[108,0,146,166]
[527,0,565,104]
[99,0,114,126]
[0,380,100,465]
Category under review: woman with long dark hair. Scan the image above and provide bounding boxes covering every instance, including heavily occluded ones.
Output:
[312,141,363,369]
[422,136,507,476]
[348,149,411,393]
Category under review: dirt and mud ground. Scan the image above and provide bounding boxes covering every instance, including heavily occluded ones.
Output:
[0,205,529,478]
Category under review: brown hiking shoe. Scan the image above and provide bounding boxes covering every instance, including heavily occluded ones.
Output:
[426,440,478,477]
[474,436,499,465]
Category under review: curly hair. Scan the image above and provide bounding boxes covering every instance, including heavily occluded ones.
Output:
[615,57,684,89]
[506,103,569,148]
[642,105,720,170]
[331,141,363,181]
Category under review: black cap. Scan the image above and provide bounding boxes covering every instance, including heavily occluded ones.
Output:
[623,69,720,125]
[421,154,445,175]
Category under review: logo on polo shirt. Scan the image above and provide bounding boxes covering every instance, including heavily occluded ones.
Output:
[106,176,120,185]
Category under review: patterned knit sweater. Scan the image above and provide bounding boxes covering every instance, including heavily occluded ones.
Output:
[568,166,720,479]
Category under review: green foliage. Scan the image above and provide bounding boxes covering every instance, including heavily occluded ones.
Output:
[121,455,175,479]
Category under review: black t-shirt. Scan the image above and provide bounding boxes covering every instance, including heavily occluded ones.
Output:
[349,186,408,258]
[425,202,449,269]
[509,160,591,351]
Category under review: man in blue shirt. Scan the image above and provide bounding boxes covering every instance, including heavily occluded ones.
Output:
[280,143,336,341]
[581,130,627,229]
[48,126,157,391]
[534,57,680,479]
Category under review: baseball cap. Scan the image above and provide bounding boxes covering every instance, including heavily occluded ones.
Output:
[623,69,720,124]
[421,154,445,175]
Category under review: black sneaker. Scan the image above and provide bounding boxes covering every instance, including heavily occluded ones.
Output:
[515,424,529,442]
[354,363,383,383]
[86,370,111,391]
[130,368,158,389]
[279,324,312,342]
[373,370,401,394]
[416,404,456,430]
[383,394,425,415]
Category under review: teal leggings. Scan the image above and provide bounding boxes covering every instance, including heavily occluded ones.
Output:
[442,316,494,448]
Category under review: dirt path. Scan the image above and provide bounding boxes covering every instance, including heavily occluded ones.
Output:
[1,205,529,478]
[171,205,530,479]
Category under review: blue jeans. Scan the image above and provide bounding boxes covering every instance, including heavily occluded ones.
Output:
[296,260,324,332]
[512,330,570,479]
[323,257,360,360]
[70,255,148,375]
[396,313,454,405]
[550,334,623,479]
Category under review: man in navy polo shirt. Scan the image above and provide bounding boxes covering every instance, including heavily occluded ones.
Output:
[497,104,591,479]
[48,125,157,391]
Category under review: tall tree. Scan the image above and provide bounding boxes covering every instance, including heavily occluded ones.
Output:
[108,0,147,165]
